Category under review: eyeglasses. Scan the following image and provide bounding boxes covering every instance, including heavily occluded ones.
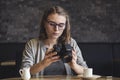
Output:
[46,20,65,30]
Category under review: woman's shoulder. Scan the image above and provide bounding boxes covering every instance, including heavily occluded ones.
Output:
[29,38,39,42]
[27,38,39,43]
[70,38,77,46]
[70,38,77,43]
[25,38,40,46]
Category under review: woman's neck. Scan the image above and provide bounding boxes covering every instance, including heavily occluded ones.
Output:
[44,39,57,49]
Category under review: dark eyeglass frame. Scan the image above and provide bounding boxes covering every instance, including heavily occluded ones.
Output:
[46,20,65,30]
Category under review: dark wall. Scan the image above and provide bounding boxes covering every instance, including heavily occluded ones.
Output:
[0,0,120,43]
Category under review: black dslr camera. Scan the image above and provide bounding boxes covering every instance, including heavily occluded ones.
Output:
[53,44,73,63]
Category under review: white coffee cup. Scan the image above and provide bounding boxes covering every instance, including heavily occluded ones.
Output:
[19,67,31,80]
[83,68,93,77]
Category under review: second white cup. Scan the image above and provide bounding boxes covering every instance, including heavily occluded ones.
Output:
[83,68,93,77]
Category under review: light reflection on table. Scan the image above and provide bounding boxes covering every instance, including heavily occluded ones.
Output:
[2,75,120,80]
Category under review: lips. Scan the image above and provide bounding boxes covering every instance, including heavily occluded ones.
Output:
[53,33,59,36]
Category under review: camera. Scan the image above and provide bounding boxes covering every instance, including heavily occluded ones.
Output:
[53,44,73,63]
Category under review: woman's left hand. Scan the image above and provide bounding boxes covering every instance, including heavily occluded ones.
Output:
[68,48,85,74]
[68,48,77,67]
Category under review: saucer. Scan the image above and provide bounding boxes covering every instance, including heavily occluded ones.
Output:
[78,74,101,79]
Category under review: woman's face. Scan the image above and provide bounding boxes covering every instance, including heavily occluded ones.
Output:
[45,13,66,40]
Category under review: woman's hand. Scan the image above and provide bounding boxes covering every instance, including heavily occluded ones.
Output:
[30,48,60,75]
[68,48,84,74]
[41,49,60,68]
[68,48,77,67]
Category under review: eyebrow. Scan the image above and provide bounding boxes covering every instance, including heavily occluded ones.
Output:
[47,19,65,24]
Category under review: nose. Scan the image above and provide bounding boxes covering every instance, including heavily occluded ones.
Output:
[54,25,59,31]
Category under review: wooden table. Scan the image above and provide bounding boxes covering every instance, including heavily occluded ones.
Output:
[2,75,120,80]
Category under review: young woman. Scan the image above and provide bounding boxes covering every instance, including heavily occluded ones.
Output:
[21,6,87,77]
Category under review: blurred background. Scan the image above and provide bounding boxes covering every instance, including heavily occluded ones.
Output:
[0,0,120,79]
[0,0,120,43]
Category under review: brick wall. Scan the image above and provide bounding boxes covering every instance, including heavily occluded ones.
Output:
[0,0,120,43]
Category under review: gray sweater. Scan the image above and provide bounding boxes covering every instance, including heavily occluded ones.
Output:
[21,38,87,77]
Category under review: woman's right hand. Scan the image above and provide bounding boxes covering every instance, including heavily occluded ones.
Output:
[41,49,60,67]
[30,48,60,75]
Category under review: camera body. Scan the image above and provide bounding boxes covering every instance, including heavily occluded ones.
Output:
[53,44,73,63]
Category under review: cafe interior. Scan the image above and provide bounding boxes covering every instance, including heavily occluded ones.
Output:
[0,0,120,80]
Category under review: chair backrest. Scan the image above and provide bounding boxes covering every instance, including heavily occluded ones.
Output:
[113,44,120,77]
[0,43,25,79]
[78,43,113,76]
